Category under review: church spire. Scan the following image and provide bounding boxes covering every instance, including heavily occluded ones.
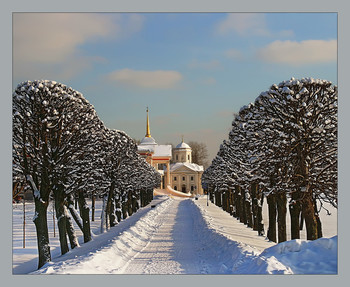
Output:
[145,107,151,138]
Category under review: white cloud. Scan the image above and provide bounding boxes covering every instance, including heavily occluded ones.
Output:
[216,13,270,36]
[216,13,294,38]
[107,69,183,89]
[256,39,337,66]
[13,13,144,80]
[14,13,118,63]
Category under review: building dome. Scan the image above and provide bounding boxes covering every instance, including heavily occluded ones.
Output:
[140,136,157,145]
[175,141,191,149]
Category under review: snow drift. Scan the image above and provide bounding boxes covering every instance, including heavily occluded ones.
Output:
[193,197,337,274]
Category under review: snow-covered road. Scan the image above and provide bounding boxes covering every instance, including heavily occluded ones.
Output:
[29,196,337,275]
[31,197,270,274]
[120,199,202,274]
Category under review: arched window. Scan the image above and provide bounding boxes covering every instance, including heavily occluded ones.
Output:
[188,155,190,161]
[174,186,177,190]
[176,155,178,161]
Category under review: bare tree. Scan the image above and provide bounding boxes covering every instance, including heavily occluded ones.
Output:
[188,141,209,168]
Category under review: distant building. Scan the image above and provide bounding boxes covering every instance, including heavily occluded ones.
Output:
[137,108,172,189]
[169,138,204,195]
[137,108,204,195]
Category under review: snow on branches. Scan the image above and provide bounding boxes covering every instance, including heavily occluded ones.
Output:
[203,77,337,242]
[13,80,160,268]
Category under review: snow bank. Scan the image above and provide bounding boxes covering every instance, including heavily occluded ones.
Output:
[193,196,337,274]
[191,197,288,274]
[254,236,338,274]
[230,236,338,274]
[31,196,172,274]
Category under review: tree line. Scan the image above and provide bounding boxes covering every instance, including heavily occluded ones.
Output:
[201,77,337,243]
[13,80,161,269]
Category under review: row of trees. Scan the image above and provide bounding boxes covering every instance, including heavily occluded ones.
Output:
[13,80,161,269]
[202,77,337,243]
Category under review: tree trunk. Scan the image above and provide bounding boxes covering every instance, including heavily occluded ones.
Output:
[228,188,234,216]
[132,193,139,213]
[276,192,287,243]
[214,188,222,207]
[289,191,302,240]
[74,194,78,209]
[54,190,69,255]
[240,188,247,225]
[65,211,79,249]
[221,191,226,211]
[26,177,51,269]
[139,188,144,207]
[300,212,304,231]
[209,187,214,203]
[245,194,253,228]
[121,192,128,219]
[267,193,277,243]
[78,191,92,243]
[302,191,318,240]
[33,196,51,269]
[235,185,242,221]
[115,193,122,222]
[100,194,107,233]
[149,188,154,203]
[109,194,117,227]
[222,190,227,212]
[251,183,258,231]
[67,194,83,232]
[313,198,323,239]
[145,188,151,206]
[26,175,51,269]
[257,193,265,236]
[106,182,116,228]
[127,192,133,216]
[91,191,95,222]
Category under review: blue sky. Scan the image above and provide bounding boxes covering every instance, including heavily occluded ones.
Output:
[13,13,337,161]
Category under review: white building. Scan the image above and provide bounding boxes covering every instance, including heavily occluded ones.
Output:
[169,138,204,195]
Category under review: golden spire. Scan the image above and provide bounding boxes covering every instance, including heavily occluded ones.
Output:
[146,106,151,137]
[182,135,184,143]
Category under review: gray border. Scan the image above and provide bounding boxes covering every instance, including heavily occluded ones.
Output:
[2,0,349,286]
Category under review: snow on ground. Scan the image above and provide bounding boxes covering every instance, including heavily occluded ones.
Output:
[13,198,106,274]
[12,195,337,275]
[194,196,337,274]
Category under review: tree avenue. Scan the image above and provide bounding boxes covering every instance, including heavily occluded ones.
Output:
[202,77,337,243]
[12,77,337,270]
[13,80,160,269]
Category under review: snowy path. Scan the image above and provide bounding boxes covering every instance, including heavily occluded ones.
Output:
[28,196,337,275]
[32,197,275,274]
[120,199,202,274]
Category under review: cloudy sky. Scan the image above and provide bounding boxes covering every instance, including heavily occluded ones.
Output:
[13,13,337,161]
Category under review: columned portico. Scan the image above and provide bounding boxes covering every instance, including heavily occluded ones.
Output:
[166,162,171,186]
